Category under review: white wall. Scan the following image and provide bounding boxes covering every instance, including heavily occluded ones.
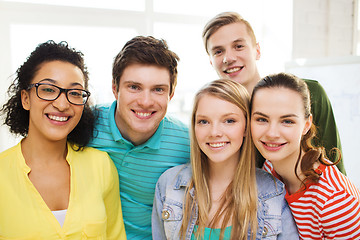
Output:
[0,0,294,151]
[292,0,355,58]
[290,0,360,187]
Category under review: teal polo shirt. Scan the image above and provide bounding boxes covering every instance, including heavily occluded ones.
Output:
[89,101,190,239]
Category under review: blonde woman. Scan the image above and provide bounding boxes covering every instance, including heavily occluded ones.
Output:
[152,79,298,239]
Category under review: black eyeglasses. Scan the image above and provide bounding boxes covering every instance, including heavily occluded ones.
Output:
[27,83,91,105]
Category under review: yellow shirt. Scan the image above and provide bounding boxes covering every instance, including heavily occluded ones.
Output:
[0,141,126,240]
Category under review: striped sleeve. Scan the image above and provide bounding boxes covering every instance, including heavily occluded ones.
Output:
[263,160,360,239]
[320,168,360,239]
[290,165,360,239]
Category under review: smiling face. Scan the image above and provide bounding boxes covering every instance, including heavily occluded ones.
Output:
[194,94,246,167]
[207,22,261,93]
[250,87,312,167]
[112,63,172,146]
[21,60,85,143]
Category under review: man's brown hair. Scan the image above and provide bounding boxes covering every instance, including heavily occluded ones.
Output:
[112,36,179,96]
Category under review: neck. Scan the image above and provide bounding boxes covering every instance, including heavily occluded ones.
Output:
[271,151,305,195]
[114,111,157,146]
[208,160,237,194]
[246,72,261,95]
[206,160,236,228]
[121,130,153,146]
[21,135,68,166]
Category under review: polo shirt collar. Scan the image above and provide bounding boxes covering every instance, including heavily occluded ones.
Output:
[108,101,164,150]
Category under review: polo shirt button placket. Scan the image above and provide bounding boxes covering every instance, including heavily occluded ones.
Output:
[122,151,131,166]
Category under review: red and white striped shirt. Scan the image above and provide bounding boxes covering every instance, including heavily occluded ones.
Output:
[263,160,360,240]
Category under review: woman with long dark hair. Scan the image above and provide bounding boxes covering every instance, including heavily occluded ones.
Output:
[251,72,360,239]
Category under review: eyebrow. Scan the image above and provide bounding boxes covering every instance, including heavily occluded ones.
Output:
[39,78,84,88]
[153,84,169,89]
[124,80,169,89]
[196,112,240,118]
[233,39,246,44]
[210,38,247,52]
[252,111,299,118]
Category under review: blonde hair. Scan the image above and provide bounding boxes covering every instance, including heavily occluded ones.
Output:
[202,12,257,55]
[180,79,258,240]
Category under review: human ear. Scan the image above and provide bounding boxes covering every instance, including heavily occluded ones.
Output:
[169,90,175,101]
[302,114,313,135]
[209,58,213,67]
[21,90,30,110]
[255,43,261,60]
[112,80,119,100]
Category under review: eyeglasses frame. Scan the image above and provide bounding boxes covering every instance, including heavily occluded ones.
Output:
[27,82,91,106]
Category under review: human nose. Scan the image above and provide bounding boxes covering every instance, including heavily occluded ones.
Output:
[223,50,236,64]
[52,92,70,111]
[210,122,222,137]
[266,123,280,138]
[137,90,154,107]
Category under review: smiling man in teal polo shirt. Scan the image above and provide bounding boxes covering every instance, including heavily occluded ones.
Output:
[89,36,190,239]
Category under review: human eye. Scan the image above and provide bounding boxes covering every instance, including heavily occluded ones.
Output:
[255,117,267,123]
[153,87,165,94]
[38,84,58,97]
[197,119,208,125]
[128,84,140,91]
[212,48,223,56]
[225,118,236,124]
[68,90,83,98]
[235,44,244,50]
[282,119,295,125]
[39,84,56,93]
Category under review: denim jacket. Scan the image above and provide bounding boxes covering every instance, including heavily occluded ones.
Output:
[152,163,299,240]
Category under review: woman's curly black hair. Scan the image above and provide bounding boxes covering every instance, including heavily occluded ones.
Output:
[0,40,96,150]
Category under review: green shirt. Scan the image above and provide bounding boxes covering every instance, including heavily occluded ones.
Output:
[191,225,232,240]
[305,79,344,173]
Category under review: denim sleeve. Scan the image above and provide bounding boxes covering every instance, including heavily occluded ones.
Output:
[152,178,167,239]
[278,199,299,240]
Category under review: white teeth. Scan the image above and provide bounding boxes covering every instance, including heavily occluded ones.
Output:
[48,115,68,122]
[209,142,226,148]
[225,67,240,73]
[266,143,280,147]
[135,111,151,117]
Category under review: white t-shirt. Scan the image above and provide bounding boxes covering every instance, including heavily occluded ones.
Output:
[52,209,67,227]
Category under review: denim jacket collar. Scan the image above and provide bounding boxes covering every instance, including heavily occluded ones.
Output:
[152,163,299,240]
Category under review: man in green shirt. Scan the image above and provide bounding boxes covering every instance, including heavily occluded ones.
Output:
[202,12,345,173]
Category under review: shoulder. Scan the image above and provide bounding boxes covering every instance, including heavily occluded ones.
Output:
[160,116,190,149]
[303,78,322,89]
[255,168,285,199]
[163,115,189,133]
[94,102,112,115]
[70,146,113,168]
[319,164,359,196]
[0,144,20,167]
[0,144,18,158]
[94,103,113,123]
[302,79,328,96]
[91,102,117,141]
[73,145,109,156]
[157,163,191,188]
